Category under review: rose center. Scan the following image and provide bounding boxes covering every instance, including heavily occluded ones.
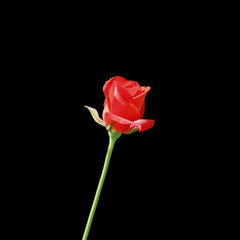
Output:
[123,81,142,97]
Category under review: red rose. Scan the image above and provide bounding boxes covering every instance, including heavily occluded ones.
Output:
[102,76,155,133]
[83,76,155,240]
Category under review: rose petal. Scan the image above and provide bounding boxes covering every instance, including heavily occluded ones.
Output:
[102,102,111,125]
[122,81,142,97]
[132,86,151,118]
[103,76,127,112]
[133,119,155,132]
[104,112,155,133]
[110,82,140,121]
[104,112,135,133]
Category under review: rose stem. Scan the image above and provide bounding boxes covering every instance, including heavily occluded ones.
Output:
[82,130,121,240]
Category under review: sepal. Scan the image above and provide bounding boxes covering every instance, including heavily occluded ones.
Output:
[124,127,138,134]
[108,129,122,141]
[84,105,106,127]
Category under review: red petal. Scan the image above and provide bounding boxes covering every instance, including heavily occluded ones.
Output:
[104,112,155,133]
[132,86,151,118]
[122,81,142,97]
[103,76,127,112]
[133,119,155,132]
[104,112,135,133]
[111,82,140,121]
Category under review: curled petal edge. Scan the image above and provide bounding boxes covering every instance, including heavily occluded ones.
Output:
[133,119,155,132]
[104,112,155,133]
[84,105,106,127]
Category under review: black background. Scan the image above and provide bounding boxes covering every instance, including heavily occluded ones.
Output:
[16,55,212,239]
[4,4,223,239]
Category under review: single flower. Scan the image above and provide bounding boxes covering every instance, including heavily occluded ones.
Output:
[102,76,155,133]
[83,76,155,240]
[85,76,154,133]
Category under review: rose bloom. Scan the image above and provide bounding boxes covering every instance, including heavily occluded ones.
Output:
[102,76,155,133]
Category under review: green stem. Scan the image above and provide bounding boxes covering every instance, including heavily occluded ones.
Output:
[82,130,121,240]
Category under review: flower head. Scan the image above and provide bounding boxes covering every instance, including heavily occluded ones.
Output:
[85,76,155,134]
[103,76,154,133]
